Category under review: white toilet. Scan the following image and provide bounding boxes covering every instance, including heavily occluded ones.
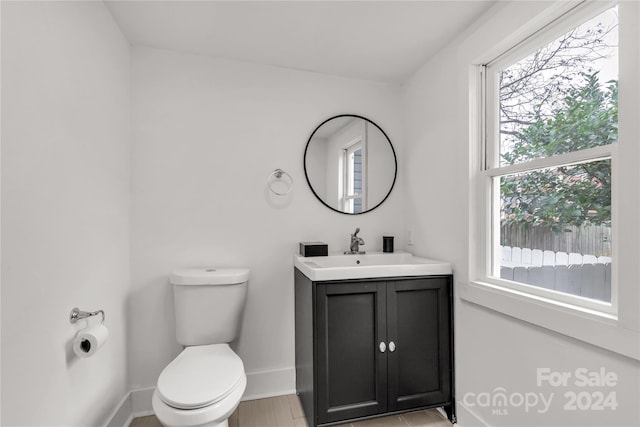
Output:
[152,267,250,427]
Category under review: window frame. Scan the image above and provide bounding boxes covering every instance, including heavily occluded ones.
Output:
[482,37,618,313]
[466,0,640,360]
[339,137,367,213]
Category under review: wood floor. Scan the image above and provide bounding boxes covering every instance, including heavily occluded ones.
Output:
[129,394,452,427]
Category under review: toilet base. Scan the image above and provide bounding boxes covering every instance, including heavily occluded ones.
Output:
[155,417,228,427]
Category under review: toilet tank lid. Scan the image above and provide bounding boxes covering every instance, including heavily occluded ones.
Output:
[170,268,250,285]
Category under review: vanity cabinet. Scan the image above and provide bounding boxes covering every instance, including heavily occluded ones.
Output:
[295,269,455,426]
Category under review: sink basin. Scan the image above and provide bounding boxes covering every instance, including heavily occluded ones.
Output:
[294,251,452,281]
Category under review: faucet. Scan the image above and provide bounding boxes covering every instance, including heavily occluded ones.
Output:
[345,227,366,254]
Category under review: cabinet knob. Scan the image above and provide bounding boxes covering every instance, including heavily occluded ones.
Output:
[389,341,396,352]
[379,341,386,353]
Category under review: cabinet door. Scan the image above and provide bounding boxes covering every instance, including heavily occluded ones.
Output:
[316,282,388,424]
[386,278,451,412]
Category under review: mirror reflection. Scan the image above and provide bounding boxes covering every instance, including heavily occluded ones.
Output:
[304,115,397,214]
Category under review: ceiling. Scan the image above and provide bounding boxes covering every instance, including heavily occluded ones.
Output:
[105,1,495,84]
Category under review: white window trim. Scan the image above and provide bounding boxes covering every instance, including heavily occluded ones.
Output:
[466,0,640,360]
[481,148,617,315]
[339,137,366,213]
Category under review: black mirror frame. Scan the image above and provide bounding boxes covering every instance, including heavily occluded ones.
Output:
[303,114,398,215]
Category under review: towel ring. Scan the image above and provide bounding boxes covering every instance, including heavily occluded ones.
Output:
[268,169,293,196]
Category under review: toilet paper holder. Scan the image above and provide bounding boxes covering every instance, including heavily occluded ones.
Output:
[69,307,105,325]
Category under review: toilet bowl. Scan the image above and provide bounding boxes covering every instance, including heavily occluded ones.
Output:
[153,268,250,427]
[152,344,247,427]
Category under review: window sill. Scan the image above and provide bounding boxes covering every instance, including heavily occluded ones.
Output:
[460,280,640,360]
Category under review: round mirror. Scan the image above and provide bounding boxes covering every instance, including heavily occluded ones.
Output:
[304,115,397,215]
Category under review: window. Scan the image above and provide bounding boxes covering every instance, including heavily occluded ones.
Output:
[481,6,619,311]
[344,144,364,213]
[340,136,367,214]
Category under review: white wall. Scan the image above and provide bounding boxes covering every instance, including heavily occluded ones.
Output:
[1,2,131,426]
[367,121,396,210]
[304,135,328,201]
[129,46,404,397]
[401,2,640,426]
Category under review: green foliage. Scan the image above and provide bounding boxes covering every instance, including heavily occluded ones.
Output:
[501,74,616,232]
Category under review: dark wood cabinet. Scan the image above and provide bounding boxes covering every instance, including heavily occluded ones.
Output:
[316,281,388,424]
[295,269,455,426]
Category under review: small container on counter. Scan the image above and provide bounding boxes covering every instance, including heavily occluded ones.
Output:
[382,236,394,253]
[299,242,328,257]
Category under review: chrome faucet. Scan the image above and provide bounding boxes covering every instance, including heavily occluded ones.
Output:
[345,227,365,254]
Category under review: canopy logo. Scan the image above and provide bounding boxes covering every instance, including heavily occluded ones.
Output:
[462,388,553,416]
[461,368,619,416]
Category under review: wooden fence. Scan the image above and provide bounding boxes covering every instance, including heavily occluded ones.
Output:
[500,246,611,302]
[501,224,612,257]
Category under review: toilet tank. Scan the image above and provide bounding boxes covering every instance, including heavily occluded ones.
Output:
[170,268,249,346]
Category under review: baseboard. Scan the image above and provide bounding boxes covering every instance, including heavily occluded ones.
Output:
[104,391,133,427]
[107,368,296,426]
[131,387,156,417]
[456,401,491,427]
[243,367,296,401]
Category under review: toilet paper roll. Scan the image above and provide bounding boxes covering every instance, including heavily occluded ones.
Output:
[73,324,109,358]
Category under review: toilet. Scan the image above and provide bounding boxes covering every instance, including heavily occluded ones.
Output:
[152,267,250,427]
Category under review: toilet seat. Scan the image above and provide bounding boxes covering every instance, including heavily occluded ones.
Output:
[157,344,244,410]
[152,375,246,427]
